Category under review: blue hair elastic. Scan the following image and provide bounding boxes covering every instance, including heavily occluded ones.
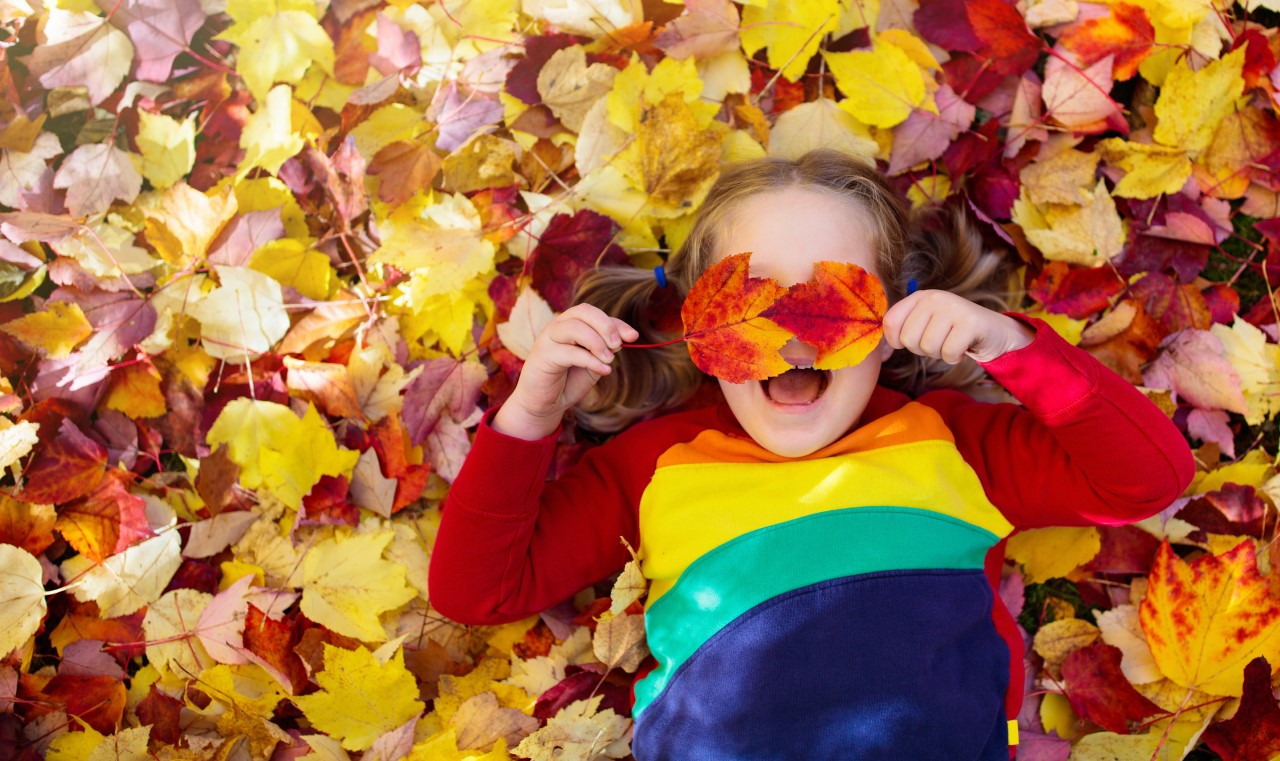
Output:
[654,264,668,288]
[906,278,918,296]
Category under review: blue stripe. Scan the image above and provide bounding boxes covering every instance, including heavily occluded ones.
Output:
[631,569,1010,760]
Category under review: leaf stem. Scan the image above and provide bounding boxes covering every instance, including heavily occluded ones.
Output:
[621,338,685,349]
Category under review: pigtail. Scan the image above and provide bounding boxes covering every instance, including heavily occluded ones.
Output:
[569,265,703,433]
[879,200,1016,396]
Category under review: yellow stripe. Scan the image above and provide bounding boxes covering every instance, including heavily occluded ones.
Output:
[1008,720,1019,746]
[638,404,1014,608]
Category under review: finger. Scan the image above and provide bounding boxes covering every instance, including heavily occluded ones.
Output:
[613,318,640,342]
[918,315,953,359]
[940,328,972,365]
[895,301,933,354]
[566,303,625,349]
[544,342,613,375]
[546,318,615,364]
[882,297,917,349]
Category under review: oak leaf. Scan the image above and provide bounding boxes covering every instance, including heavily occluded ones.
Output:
[1140,540,1280,696]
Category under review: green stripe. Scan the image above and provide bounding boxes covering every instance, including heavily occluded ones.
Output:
[634,506,999,717]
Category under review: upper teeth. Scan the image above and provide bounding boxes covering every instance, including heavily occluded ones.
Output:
[794,364,814,369]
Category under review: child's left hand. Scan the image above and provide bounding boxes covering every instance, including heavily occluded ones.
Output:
[882,289,1035,365]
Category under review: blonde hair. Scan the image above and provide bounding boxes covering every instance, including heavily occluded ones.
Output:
[571,148,1013,433]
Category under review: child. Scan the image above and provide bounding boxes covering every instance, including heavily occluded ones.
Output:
[427,149,1195,760]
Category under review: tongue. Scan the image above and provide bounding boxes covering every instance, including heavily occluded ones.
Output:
[766,368,824,404]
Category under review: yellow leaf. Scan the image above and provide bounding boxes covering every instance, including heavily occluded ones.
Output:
[299,530,416,642]
[1005,526,1101,583]
[46,724,105,761]
[103,360,166,419]
[60,530,182,617]
[741,0,841,83]
[592,613,649,672]
[1098,138,1192,198]
[1210,318,1280,426]
[511,695,631,760]
[1013,180,1127,266]
[143,588,215,680]
[195,663,286,718]
[1069,731,1161,760]
[435,657,533,724]
[294,644,425,751]
[141,181,238,267]
[536,46,617,133]
[616,90,722,217]
[1190,448,1271,494]
[395,280,492,358]
[217,1,335,105]
[1,300,91,358]
[206,398,359,508]
[823,37,929,128]
[0,544,46,659]
[606,55,718,135]
[1021,145,1100,206]
[188,265,291,362]
[1153,46,1246,155]
[54,218,158,277]
[1019,306,1086,345]
[1032,618,1101,671]
[0,419,39,470]
[766,98,878,165]
[248,238,333,300]
[228,176,310,239]
[372,194,497,304]
[408,731,511,761]
[238,84,306,179]
[136,110,196,190]
[1140,540,1280,695]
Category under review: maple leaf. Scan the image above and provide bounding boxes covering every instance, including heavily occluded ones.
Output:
[295,644,425,751]
[527,210,630,312]
[93,0,206,82]
[60,529,182,617]
[299,529,417,642]
[25,9,134,106]
[1005,526,1101,583]
[653,0,741,60]
[54,470,153,562]
[512,694,632,761]
[821,38,930,129]
[679,251,792,383]
[1061,643,1168,733]
[1140,540,1280,696]
[1201,656,1280,761]
[52,142,143,219]
[759,260,888,371]
[215,1,335,105]
[1058,2,1154,81]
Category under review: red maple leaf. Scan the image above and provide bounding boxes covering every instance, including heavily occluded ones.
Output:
[1061,643,1168,733]
[1202,656,1280,761]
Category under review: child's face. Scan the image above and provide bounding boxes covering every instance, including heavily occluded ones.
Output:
[713,186,894,458]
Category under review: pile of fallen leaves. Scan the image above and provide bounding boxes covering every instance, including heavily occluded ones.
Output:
[2,0,1280,758]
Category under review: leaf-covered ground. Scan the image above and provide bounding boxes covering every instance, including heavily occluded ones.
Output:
[2,0,1280,759]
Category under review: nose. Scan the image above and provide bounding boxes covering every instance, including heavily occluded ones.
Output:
[779,336,818,366]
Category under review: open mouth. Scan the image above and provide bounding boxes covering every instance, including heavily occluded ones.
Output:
[761,367,831,405]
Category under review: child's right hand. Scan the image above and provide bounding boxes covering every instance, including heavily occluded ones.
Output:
[492,304,640,441]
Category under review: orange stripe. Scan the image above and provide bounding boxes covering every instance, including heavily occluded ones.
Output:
[655,401,955,467]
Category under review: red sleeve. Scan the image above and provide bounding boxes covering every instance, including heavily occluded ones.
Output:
[917,313,1196,529]
[427,404,715,626]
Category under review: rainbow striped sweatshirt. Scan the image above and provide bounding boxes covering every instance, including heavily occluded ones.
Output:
[429,314,1195,760]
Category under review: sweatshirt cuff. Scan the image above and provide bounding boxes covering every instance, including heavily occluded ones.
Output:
[449,404,562,516]
[977,312,1101,422]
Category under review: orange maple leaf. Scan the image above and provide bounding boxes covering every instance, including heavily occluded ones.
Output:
[1139,540,1280,696]
[760,260,887,371]
[679,251,792,383]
